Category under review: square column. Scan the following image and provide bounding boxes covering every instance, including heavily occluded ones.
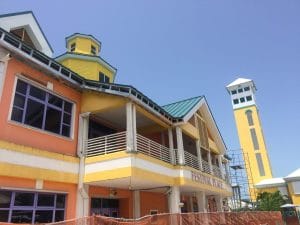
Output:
[133,190,141,219]
[218,155,225,179]
[126,102,137,152]
[196,192,207,212]
[215,195,224,212]
[175,127,185,165]
[207,151,213,174]
[168,186,181,213]
[168,128,176,164]
[196,140,203,171]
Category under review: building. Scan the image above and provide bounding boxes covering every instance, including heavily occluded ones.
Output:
[0,11,231,224]
[226,78,273,200]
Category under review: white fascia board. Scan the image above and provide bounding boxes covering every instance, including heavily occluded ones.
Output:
[0,13,53,57]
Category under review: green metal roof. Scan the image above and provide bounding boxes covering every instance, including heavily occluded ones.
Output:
[162,96,203,118]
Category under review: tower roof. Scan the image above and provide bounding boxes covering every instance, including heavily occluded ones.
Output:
[226,78,256,89]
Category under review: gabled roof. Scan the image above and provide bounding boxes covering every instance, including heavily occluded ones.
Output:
[0,11,53,56]
[162,96,203,118]
[285,168,300,181]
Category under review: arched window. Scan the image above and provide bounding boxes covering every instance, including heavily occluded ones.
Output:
[245,110,254,126]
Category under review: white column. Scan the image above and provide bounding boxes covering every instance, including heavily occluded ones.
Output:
[168,186,181,213]
[196,140,203,171]
[196,192,207,212]
[224,160,230,182]
[133,190,141,219]
[76,113,90,218]
[168,128,175,164]
[126,102,137,152]
[218,155,225,179]
[176,127,185,165]
[207,151,213,174]
[0,47,10,102]
[215,195,224,212]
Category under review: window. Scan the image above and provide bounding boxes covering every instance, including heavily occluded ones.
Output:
[250,128,259,150]
[238,88,243,93]
[240,97,245,103]
[11,79,73,137]
[255,153,266,176]
[245,110,254,126]
[0,190,66,223]
[231,90,237,95]
[70,43,76,52]
[246,95,252,101]
[244,86,250,91]
[99,72,110,83]
[233,99,239,105]
[91,45,96,55]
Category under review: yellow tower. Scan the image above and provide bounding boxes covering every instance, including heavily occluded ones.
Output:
[226,78,273,200]
[56,33,117,83]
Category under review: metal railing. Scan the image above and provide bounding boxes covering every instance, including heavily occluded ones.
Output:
[136,134,172,164]
[212,164,223,179]
[86,132,127,156]
[201,159,211,174]
[184,151,200,170]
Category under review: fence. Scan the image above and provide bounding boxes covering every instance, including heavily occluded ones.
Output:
[44,211,284,225]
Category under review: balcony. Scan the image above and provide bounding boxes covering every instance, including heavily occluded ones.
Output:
[86,132,224,180]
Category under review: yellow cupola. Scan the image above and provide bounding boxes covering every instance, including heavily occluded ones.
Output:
[56,33,117,83]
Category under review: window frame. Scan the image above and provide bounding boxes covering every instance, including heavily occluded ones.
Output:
[245,110,254,126]
[233,99,239,105]
[9,76,75,139]
[91,45,97,55]
[99,72,109,83]
[70,43,76,52]
[0,190,66,224]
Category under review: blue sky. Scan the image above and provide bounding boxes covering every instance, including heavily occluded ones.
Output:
[1,0,299,177]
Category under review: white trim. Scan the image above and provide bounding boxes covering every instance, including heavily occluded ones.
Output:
[8,74,77,140]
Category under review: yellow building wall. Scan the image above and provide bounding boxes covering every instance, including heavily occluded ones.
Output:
[287,183,300,205]
[60,58,114,82]
[234,105,273,199]
[256,187,280,194]
[68,37,100,55]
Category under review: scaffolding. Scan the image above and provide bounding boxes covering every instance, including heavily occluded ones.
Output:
[227,148,256,210]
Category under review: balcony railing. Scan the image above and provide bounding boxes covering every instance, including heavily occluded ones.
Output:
[86,131,127,157]
[136,134,172,164]
[212,164,223,179]
[201,159,211,174]
[184,151,200,171]
[86,132,172,164]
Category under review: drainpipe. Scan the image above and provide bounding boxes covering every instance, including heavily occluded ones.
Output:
[77,112,90,218]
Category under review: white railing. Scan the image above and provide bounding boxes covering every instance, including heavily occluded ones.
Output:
[136,134,172,164]
[202,159,211,174]
[212,164,223,179]
[86,131,126,156]
[184,151,200,170]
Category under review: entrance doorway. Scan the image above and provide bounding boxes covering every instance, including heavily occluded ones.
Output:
[91,198,119,217]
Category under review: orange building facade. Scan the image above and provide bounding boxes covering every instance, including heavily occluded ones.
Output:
[0,11,231,224]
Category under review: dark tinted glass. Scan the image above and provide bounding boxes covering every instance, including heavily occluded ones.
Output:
[63,113,71,125]
[11,108,23,123]
[233,99,239,104]
[246,95,252,101]
[29,86,46,100]
[56,195,66,208]
[0,191,11,208]
[0,210,9,222]
[55,210,65,222]
[238,88,243,93]
[14,192,34,206]
[16,80,27,94]
[24,99,44,129]
[35,210,53,223]
[37,194,55,206]
[45,107,61,134]
[244,86,250,91]
[11,210,33,223]
[62,125,70,137]
[231,90,237,95]
[240,97,245,103]
[48,94,63,108]
[64,102,72,113]
[91,198,101,208]
[13,94,25,108]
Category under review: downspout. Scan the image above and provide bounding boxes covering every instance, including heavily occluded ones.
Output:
[77,112,90,217]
